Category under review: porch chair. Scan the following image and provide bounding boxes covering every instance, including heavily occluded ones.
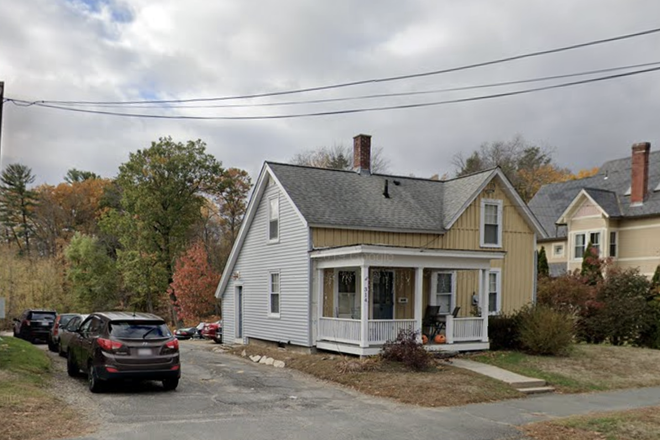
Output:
[422,305,442,339]
[435,306,461,335]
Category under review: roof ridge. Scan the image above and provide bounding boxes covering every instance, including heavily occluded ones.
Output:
[441,167,498,183]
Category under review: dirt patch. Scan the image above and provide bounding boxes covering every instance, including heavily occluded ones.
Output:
[228,345,523,407]
[523,405,660,440]
[471,344,660,393]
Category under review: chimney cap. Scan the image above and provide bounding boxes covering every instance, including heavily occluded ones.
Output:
[632,142,651,152]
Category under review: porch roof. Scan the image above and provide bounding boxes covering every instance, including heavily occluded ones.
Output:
[310,244,504,270]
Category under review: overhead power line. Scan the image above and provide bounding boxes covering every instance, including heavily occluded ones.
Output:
[27,61,660,109]
[15,26,660,106]
[8,65,660,120]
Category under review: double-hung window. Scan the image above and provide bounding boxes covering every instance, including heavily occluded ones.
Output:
[268,197,279,242]
[609,231,617,258]
[336,270,359,319]
[269,272,280,317]
[574,233,586,259]
[589,232,601,255]
[431,271,454,314]
[488,269,501,315]
[574,231,602,259]
[481,199,503,247]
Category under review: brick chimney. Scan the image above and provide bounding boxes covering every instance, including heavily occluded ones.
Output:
[353,134,372,174]
[630,142,651,205]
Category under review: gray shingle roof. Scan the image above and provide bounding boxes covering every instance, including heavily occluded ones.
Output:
[529,150,660,240]
[267,162,494,233]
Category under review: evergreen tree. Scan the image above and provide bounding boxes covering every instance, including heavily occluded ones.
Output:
[0,163,38,256]
[537,246,549,277]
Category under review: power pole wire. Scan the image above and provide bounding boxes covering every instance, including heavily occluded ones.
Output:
[8,65,660,120]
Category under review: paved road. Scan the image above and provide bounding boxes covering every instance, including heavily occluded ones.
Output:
[31,340,660,440]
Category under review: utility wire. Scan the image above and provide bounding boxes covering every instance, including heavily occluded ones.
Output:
[8,65,660,120]
[17,26,660,106]
[25,61,660,109]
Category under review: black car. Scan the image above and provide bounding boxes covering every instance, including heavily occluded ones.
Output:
[174,327,197,340]
[13,310,57,343]
[67,312,181,392]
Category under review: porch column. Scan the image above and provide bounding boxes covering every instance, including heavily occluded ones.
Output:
[414,267,423,342]
[359,265,370,348]
[316,268,324,342]
[480,268,489,343]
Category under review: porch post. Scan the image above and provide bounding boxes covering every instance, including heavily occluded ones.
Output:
[480,268,489,343]
[359,265,369,348]
[414,267,423,342]
[316,268,324,342]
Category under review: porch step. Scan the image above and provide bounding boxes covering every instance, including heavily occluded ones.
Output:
[517,386,555,395]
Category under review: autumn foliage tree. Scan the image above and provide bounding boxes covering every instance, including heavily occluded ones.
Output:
[169,242,221,323]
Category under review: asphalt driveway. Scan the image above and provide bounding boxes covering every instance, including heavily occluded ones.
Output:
[43,340,660,440]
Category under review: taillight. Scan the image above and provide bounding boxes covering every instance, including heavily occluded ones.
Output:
[23,320,31,327]
[97,338,123,351]
[165,339,179,350]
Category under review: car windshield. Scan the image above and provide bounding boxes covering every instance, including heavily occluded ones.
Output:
[59,315,76,326]
[30,312,56,320]
[109,321,171,339]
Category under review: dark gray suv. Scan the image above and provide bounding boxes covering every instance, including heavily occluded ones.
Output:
[67,312,181,392]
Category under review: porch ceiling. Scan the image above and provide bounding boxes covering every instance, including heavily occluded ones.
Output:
[310,244,503,270]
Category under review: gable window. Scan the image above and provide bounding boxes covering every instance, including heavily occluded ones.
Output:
[609,231,617,258]
[430,271,455,314]
[268,196,279,242]
[269,272,280,317]
[480,199,503,248]
[574,233,586,258]
[488,269,502,315]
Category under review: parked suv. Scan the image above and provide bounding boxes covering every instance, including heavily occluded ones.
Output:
[67,312,181,393]
[48,313,80,352]
[13,310,57,343]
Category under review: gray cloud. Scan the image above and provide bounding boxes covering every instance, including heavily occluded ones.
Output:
[1,0,659,185]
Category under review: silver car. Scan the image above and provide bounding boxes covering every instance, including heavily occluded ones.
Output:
[58,314,88,357]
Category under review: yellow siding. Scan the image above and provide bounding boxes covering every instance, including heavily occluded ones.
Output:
[312,176,536,314]
[538,240,568,264]
[394,268,415,319]
[569,217,607,232]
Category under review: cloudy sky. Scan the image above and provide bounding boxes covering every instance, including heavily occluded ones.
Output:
[2,0,660,185]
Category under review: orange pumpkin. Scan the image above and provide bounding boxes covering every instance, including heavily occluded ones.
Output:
[434,334,446,344]
[421,334,429,344]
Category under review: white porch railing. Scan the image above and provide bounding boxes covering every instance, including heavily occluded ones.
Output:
[368,319,417,344]
[318,318,362,344]
[445,316,485,343]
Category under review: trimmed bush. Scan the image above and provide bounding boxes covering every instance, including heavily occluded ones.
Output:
[488,312,523,351]
[518,305,574,356]
[381,329,432,371]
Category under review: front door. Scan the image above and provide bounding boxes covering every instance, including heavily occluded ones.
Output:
[372,270,394,320]
[236,286,243,339]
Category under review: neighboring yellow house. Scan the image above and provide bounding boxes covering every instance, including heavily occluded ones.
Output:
[530,142,660,278]
[217,134,545,355]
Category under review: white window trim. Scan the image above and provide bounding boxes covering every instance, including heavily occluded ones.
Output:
[570,228,605,261]
[268,271,281,318]
[333,268,359,319]
[488,268,502,316]
[429,270,456,315]
[480,199,503,248]
[267,195,280,244]
[552,243,565,258]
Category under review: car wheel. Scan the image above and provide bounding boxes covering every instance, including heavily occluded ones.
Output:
[214,337,222,344]
[162,378,179,391]
[48,338,58,352]
[67,351,79,377]
[88,364,103,393]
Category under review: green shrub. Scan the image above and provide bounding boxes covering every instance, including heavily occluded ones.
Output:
[381,329,432,371]
[518,305,574,356]
[488,312,523,351]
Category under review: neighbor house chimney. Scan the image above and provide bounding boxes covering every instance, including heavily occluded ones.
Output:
[353,134,371,174]
[630,142,651,205]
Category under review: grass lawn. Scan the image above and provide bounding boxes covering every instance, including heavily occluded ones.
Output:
[0,336,90,440]
[523,406,660,440]
[229,344,523,407]
[470,344,660,393]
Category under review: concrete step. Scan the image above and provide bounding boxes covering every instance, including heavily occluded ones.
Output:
[509,379,547,389]
[517,386,555,395]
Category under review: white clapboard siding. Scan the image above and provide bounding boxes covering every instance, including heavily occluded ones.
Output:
[223,176,310,346]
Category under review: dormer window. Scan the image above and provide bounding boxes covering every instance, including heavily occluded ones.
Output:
[480,199,503,248]
[268,196,279,242]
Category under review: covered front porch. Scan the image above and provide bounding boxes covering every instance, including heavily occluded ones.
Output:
[312,245,504,356]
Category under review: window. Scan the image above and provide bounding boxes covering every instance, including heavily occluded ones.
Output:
[269,272,280,316]
[268,197,279,242]
[488,270,501,315]
[553,244,564,257]
[574,233,586,258]
[480,199,503,247]
[589,232,601,255]
[609,231,617,257]
[431,271,454,314]
[336,270,359,319]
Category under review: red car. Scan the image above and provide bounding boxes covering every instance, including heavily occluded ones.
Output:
[201,320,222,344]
